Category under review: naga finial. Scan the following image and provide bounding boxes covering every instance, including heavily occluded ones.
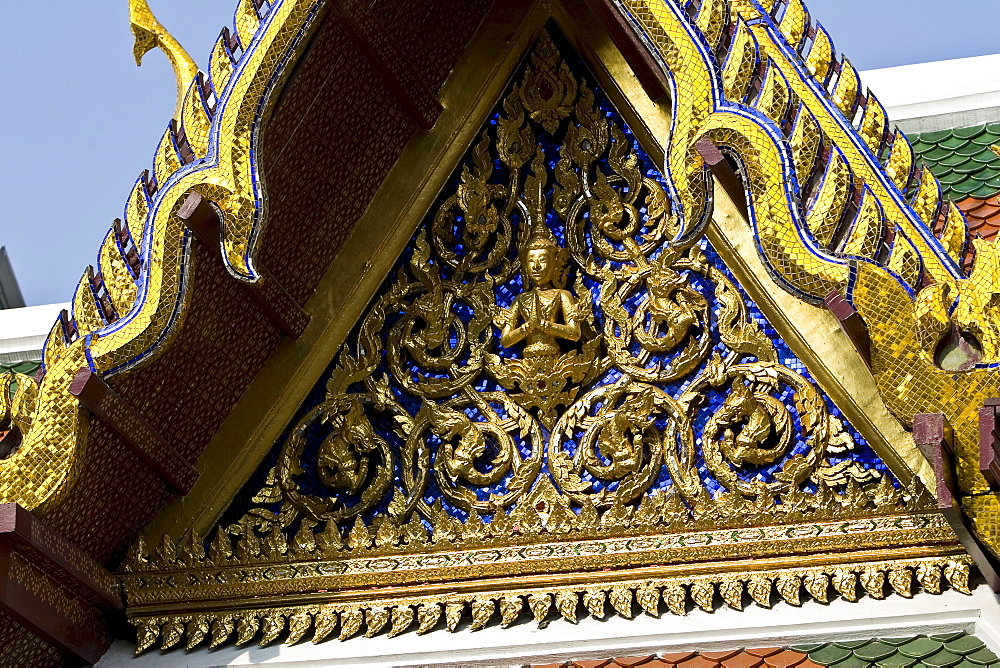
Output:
[129,0,199,120]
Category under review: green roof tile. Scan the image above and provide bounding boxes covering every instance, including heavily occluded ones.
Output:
[828,658,868,668]
[970,183,998,198]
[921,129,953,143]
[938,173,967,186]
[854,641,897,662]
[954,143,983,158]
[939,153,970,167]
[0,360,39,376]
[810,644,855,665]
[938,136,968,150]
[923,648,966,667]
[804,634,999,668]
[955,124,987,139]
[946,636,986,655]
[899,637,944,659]
[923,146,954,160]
[964,647,1000,665]
[912,123,1000,201]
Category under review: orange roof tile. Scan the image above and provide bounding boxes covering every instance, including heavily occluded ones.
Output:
[532,649,815,668]
[761,649,810,667]
[675,656,721,668]
[614,656,660,666]
[957,195,1000,242]
[716,655,764,668]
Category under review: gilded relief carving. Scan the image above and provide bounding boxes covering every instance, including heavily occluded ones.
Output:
[124,28,966,652]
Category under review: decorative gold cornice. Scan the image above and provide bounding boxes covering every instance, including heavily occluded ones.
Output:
[126,554,971,652]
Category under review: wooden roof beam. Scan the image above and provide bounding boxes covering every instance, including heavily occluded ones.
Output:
[332,0,443,130]
[177,191,310,340]
[70,368,199,495]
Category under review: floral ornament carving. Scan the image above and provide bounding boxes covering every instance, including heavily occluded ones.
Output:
[178,31,908,559]
[229,29,897,537]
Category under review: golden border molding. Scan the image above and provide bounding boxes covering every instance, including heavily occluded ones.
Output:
[128,555,972,652]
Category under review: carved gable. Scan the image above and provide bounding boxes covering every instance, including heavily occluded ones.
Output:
[123,28,965,653]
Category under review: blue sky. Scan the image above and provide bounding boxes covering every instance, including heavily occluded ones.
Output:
[1,1,997,305]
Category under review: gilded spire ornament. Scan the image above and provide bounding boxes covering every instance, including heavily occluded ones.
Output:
[129,0,199,119]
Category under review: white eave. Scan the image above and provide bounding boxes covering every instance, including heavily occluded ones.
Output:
[0,303,67,365]
[862,53,1000,134]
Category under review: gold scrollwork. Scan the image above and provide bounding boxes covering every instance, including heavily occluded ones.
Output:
[277,396,394,524]
[416,391,542,513]
[247,27,891,538]
[549,379,699,507]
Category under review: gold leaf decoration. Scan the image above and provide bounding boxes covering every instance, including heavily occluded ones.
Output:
[747,575,772,608]
[609,587,634,619]
[888,567,913,598]
[500,596,523,628]
[776,574,802,606]
[416,603,442,635]
[636,585,660,617]
[690,581,714,613]
[833,569,858,602]
[860,568,886,599]
[135,619,160,655]
[388,606,415,638]
[917,563,942,595]
[235,615,259,646]
[804,571,829,603]
[339,609,363,641]
[471,599,495,631]
[663,583,687,616]
[209,617,234,649]
[312,608,337,644]
[185,617,209,650]
[161,618,184,650]
[719,578,744,610]
[555,591,579,623]
[286,611,312,645]
[364,607,389,638]
[945,561,971,595]
[529,593,553,628]
[260,611,286,646]
[584,589,606,619]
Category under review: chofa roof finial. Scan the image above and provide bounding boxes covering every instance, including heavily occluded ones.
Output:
[129,0,199,120]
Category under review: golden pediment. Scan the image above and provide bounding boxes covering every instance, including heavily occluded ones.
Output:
[122,26,966,653]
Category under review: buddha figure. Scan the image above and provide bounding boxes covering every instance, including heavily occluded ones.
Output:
[499,231,581,357]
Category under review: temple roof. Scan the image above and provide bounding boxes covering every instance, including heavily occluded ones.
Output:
[910,123,1000,242]
[530,633,1000,668]
[13,0,1000,664]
